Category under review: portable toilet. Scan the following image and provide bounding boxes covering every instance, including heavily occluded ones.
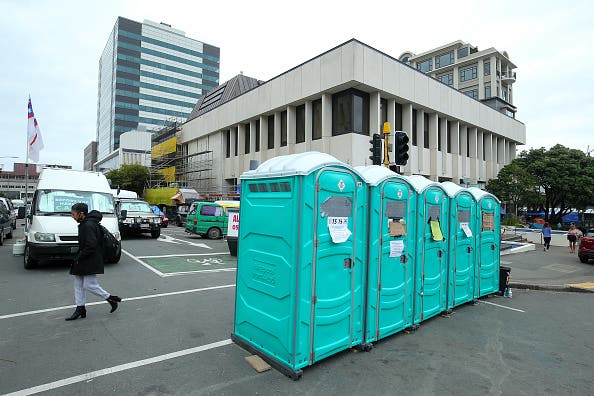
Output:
[356,166,415,344]
[232,152,368,379]
[468,187,501,297]
[405,175,449,324]
[441,182,477,309]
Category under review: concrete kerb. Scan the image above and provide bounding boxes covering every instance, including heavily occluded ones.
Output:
[510,282,594,293]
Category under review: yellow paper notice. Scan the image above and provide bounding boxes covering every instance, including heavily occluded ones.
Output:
[430,220,443,241]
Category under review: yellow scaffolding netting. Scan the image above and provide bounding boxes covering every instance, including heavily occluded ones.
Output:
[152,137,177,159]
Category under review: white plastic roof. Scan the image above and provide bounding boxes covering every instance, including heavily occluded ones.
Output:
[240,152,346,179]
[404,175,441,193]
[467,187,500,203]
[355,165,403,186]
[441,181,466,197]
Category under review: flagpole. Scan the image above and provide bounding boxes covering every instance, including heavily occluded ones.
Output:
[25,96,30,205]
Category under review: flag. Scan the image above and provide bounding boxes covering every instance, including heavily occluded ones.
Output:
[27,97,44,163]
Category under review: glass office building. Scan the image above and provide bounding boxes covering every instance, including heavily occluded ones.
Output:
[96,17,219,161]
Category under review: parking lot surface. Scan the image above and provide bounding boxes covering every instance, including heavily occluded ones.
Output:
[1,225,593,395]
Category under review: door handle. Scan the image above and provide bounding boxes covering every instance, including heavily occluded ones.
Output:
[466,246,472,253]
[437,250,443,258]
[343,258,353,269]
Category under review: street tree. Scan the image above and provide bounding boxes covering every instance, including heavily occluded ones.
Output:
[105,164,152,197]
[486,160,541,216]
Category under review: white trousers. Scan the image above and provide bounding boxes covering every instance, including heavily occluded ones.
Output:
[73,275,110,306]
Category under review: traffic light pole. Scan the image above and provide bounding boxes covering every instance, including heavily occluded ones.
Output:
[382,122,391,168]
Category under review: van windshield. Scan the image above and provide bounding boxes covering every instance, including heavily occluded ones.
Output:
[120,201,152,214]
[35,189,115,215]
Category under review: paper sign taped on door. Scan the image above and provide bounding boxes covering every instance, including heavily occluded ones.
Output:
[430,220,444,241]
[389,240,405,258]
[482,213,494,231]
[327,217,352,243]
[389,220,406,237]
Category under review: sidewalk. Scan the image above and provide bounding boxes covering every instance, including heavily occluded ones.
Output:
[503,242,594,293]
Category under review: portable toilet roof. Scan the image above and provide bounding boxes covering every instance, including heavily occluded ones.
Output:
[240,152,344,179]
[405,175,441,193]
[355,165,404,186]
[467,187,501,203]
[441,181,466,198]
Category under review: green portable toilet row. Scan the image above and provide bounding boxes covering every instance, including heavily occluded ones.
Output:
[232,152,368,379]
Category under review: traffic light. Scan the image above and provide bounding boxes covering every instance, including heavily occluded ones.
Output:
[394,132,410,165]
[369,133,382,165]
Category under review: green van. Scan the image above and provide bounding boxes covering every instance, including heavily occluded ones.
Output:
[185,201,240,239]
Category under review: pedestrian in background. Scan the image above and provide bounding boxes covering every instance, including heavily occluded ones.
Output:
[567,223,582,254]
[65,203,122,321]
[542,222,552,251]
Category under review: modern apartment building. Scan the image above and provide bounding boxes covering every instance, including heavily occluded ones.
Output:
[399,41,517,118]
[179,39,525,194]
[83,141,97,171]
[96,17,220,164]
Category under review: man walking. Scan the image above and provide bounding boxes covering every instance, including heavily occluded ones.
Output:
[65,203,121,321]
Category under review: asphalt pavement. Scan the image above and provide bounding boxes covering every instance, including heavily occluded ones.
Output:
[1,224,593,395]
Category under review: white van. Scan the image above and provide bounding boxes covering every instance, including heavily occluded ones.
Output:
[24,168,121,269]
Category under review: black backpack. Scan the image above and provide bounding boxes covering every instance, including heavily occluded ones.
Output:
[99,224,120,261]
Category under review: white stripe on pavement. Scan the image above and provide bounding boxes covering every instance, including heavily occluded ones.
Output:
[122,248,166,276]
[0,284,235,320]
[480,300,525,313]
[136,252,230,259]
[3,339,233,396]
[162,268,237,277]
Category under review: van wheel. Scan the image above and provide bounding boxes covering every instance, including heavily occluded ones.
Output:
[0,230,4,246]
[24,244,38,269]
[207,227,222,239]
[6,227,13,239]
[151,229,161,239]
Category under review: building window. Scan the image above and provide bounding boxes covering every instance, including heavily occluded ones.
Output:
[225,130,230,158]
[255,120,260,152]
[446,121,451,153]
[234,128,238,156]
[395,103,403,131]
[281,110,287,146]
[380,98,388,127]
[244,123,250,154]
[485,84,491,98]
[462,88,478,100]
[312,99,322,140]
[416,59,432,73]
[502,88,508,102]
[457,47,469,59]
[332,89,369,136]
[423,113,429,149]
[412,109,417,146]
[484,61,491,76]
[437,73,453,85]
[435,51,454,68]
[296,104,305,144]
[460,65,478,82]
[268,115,274,149]
[438,120,442,151]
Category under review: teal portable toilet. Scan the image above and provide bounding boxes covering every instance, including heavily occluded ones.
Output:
[441,182,477,309]
[405,175,449,325]
[356,166,415,344]
[232,152,368,379]
[468,187,501,297]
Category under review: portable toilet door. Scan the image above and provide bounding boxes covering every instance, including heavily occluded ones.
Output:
[356,166,415,344]
[406,175,449,324]
[441,182,477,309]
[468,187,501,297]
[232,152,367,378]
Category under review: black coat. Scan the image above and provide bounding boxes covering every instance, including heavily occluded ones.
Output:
[70,210,104,275]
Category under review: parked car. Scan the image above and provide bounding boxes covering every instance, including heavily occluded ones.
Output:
[173,204,190,227]
[0,199,13,245]
[185,201,239,239]
[117,199,162,238]
[11,199,26,219]
[0,197,17,230]
[578,229,594,263]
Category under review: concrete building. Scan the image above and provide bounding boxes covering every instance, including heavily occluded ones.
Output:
[180,39,526,193]
[0,163,71,199]
[399,40,517,118]
[83,141,98,171]
[94,131,152,172]
[96,17,220,163]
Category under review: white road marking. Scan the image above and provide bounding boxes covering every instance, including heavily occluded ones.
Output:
[0,284,235,321]
[122,249,166,277]
[137,252,230,259]
[500,260,513,265]
[480,300,525,313]
[159,234,212,249]
[162,268,237,277]
[3,339,233,396]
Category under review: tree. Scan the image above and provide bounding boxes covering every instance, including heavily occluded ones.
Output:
[486,160,541,216]
[105,164,152,197]
[519,145,594,223]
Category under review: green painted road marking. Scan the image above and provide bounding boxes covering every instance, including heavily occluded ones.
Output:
[142,254,237,274]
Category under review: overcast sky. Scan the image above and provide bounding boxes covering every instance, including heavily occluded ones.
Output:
[1,0,593,170]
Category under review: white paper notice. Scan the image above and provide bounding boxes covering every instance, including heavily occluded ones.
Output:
[460,222,473,237]
[389,240,405,258]
[327,217,351,243]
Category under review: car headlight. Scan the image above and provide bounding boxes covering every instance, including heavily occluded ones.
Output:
[35,232,56,242]
[123,218,134,224]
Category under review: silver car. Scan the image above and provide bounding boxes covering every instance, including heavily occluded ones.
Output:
[0,197,16,230]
